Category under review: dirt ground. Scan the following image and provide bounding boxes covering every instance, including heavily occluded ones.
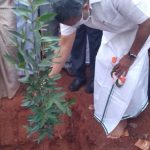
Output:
[0,70,150,150]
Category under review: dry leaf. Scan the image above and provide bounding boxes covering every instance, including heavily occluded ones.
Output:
[88,104,94,110]
[135,139,150,150]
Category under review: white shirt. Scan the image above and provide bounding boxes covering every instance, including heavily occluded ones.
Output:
[60,0,150,36]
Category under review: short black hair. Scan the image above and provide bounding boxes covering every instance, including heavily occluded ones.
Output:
[50,0,87,23]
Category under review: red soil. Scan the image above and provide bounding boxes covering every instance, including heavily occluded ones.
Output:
[0,70,150,150]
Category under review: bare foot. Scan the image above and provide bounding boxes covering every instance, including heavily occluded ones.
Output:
[107,120,127,139]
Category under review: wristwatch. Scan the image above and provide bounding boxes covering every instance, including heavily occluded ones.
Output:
[128,51,137,60]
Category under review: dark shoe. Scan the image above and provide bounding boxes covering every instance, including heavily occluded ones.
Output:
[85,80,94,94]
[63,62,75,76]
[65,67,75,76]
[63,66,75,76]
[69,78,86,91]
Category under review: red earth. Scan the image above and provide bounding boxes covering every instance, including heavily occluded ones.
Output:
[0,69,150,150]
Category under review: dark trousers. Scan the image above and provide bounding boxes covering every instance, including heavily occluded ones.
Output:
[71,25,102,81]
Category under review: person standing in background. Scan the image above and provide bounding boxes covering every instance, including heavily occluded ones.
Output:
[67,25,102,93]
[0,0,19,99]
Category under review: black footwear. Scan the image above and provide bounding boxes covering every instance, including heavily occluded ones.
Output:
[63,62,75,76]
[66,67,75,76]
[85,79,94,94]
[63,66,75,76]
[69,78,86,91]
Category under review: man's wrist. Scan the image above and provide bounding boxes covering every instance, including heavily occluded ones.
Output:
[128,51,137,60]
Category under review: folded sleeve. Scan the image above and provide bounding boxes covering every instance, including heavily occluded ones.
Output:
[113,0,150,24]
[60,24,77,36]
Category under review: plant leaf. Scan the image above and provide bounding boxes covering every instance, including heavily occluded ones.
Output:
[33,0,50,11]
[38,13,56,22]
[4,54,17,64]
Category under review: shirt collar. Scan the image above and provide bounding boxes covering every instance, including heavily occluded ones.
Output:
[89,0,102,4]
[89,0,102,9]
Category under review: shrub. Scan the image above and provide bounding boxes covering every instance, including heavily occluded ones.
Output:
[6,0,75,143]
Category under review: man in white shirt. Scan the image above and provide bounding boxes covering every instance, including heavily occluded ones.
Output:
[49,0,150,138]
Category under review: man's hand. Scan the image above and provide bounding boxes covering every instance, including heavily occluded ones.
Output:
[48,32,76,77]
[113,54,135,77]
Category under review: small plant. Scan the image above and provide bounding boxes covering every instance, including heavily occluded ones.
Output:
[6,0,75,143]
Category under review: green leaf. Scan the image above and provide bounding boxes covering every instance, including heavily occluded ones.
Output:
[18,70,29,83]
[14,7,32,18]
[34,21,45,31]
[26,51,37,69]
[4,54,17,64]
[37,13,56,22]
[9,30,32,44]
[38,59,52,68]
[41,36,59,43]
[46,99,54,110]
[66,107,72,117]
[18,62,26,68]
[16,0,30,7]
[9,30,23,39]
[37,131,47,143]
[48,45,59,51]
[34,31,41,56]
[28,125,41,134]
[48,54,59,61]
[21,101,31,107]
[54,101,66,113]
[17,51,26,68]
[47,114,59,124]
[33,0,50,11]
[28,114,42,123]
[67,98,76,106]
[51,74,61,81]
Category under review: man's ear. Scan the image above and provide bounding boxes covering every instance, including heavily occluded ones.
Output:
[83,3,90,12]
[82,3,90,19]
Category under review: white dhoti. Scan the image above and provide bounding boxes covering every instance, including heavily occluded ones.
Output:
[94,30,150,134]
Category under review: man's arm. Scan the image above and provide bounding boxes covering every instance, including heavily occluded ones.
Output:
[114,18,150,77]
[129,18,150,55]
[48,32,76,77]
[113,0,150,77]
